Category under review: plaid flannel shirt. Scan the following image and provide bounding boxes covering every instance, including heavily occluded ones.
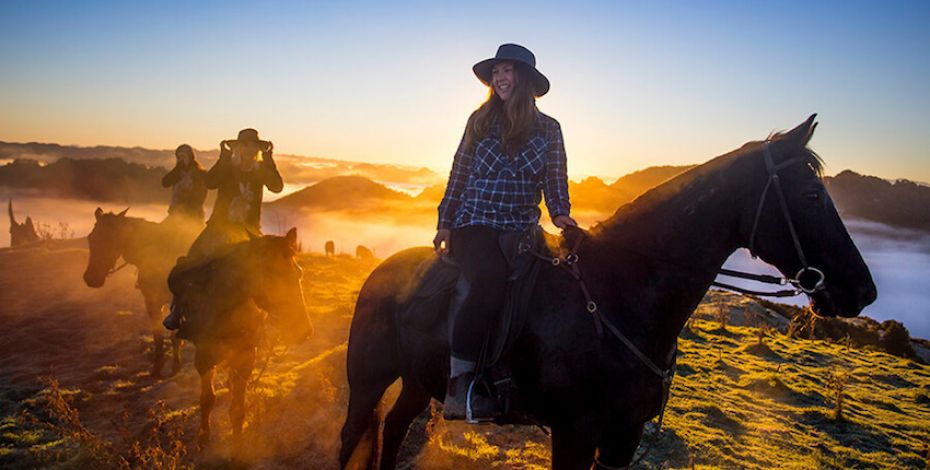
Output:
[437,112,571,231]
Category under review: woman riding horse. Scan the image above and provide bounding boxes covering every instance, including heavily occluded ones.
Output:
[163,128,283,332]
[434,44,577,421]
[161,143,207,225]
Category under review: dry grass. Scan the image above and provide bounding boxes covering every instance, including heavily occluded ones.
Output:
[1,245,928,469]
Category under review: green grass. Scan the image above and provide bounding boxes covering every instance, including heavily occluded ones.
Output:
[648,317,930,469]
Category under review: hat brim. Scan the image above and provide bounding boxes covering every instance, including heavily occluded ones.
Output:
[227,138,268,147]
[473,58,550,97]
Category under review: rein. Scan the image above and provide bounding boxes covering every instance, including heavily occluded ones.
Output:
[106,260,130,277]
[517,143,825,467]
[523,232,675,469]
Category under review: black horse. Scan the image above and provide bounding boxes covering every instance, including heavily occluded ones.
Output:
[339,116,877,469]
[168,228,313,445]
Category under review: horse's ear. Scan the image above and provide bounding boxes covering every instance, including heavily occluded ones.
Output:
[95,207,103,220]
[784,114,818,148]
[117,208,129,217]
[285,227,298,250]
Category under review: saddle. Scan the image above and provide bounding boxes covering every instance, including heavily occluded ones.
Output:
[399,225,551,422]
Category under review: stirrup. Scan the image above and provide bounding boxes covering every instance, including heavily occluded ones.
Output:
[465,377,498,424]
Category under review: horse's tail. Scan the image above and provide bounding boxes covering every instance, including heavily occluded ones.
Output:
[8,200,16,226]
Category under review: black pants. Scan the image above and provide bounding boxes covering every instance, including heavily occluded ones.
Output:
[450,225,509,361]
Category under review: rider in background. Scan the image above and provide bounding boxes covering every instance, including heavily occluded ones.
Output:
[161,144,207,225]
[163,128,283,331]
[434,44,576,420]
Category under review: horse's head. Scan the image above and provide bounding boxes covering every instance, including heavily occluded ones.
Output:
[83,207,129,288]
[741,115,876,317]
[250,227,313,344]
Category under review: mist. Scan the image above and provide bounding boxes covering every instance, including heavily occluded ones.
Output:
[721,220,930,338]
[6,190,928,340]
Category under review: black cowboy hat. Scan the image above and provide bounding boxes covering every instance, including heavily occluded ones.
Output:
[473,43,550,97]
[226,128,270,149]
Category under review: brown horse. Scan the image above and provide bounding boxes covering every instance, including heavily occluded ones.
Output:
[167,228,313,445]
[356,245,375,260]
[339,116,877,469]
[83,208,200,377]
[326,240,336,257]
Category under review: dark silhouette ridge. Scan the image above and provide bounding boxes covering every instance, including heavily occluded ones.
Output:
[824,170,930,231]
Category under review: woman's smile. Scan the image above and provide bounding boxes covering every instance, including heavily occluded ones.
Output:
[492,61,515,101]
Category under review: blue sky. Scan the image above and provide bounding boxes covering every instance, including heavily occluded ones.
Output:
[1,0,928,181]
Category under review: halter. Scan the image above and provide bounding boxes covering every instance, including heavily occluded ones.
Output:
[744,142,825,295]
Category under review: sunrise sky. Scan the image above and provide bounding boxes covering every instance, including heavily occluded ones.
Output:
[1,1,928,181]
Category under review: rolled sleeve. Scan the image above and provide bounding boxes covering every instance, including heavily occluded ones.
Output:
[543,120,571,219]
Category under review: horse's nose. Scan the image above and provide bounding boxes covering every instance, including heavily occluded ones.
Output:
[858,282,877,308]
[83,271,103,288]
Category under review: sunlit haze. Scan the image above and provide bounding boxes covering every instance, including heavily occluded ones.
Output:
[1,1,928,181]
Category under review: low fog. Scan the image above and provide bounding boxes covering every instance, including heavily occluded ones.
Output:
[5,190,929,339]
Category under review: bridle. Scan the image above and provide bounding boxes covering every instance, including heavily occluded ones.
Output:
[521,142,829,468]
[731,141,826,295]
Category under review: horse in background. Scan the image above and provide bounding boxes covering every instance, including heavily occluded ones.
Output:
[325,240,336,257]
[339,116,877,469]
[356,245,374,260]
[168,228,312,445]
[83,208,200,377]
[8,200,40,247]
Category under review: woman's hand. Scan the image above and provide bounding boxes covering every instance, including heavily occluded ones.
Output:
[553,215,578,229]
[433,229,451,254]
[219,140,233,158]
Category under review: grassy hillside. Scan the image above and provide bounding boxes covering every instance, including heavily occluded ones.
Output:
[0,245,927,469]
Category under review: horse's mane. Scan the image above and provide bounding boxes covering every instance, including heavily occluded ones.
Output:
[178,239,254,284]
[590,130,823,238]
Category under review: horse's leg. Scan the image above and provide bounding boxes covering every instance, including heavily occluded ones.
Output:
[339,375,395,469]
[551,418,597,470]
[379,378,431,470]
[196,352,217,447]
[340,320,401,469]
[228,347,255,443]
[593,421,645,470]
[170,332,182,375]
[145,296,165,378]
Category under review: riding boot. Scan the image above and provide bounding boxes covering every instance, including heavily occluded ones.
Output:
[163,298,183,331]
[442,372,501,422]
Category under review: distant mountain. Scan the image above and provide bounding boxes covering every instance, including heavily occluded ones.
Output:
[0,141,176,167]
[0,157,165,203]
[266,175,411,211]
[415,184,446,202]
[609,165,695,200]
[4,139,929,233]
[0,141,443,189]
[825,170,930,231]
[569,176,627,213]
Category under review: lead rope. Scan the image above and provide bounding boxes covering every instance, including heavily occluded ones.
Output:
[524,231,676,468]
